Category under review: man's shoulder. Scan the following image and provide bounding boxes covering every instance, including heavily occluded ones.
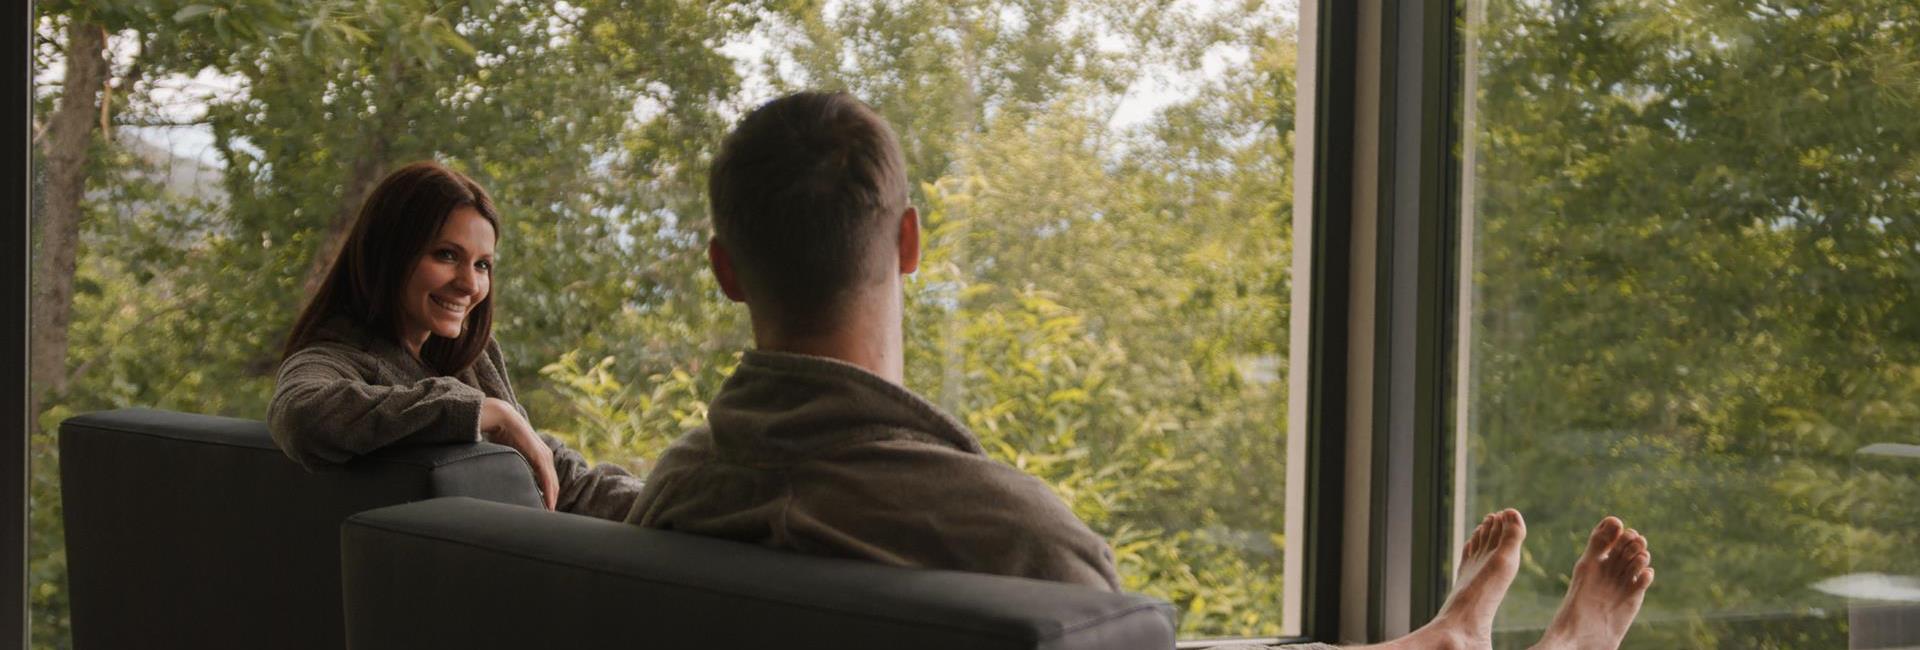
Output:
[810,436,1079,515]
[788,434,1120,590]
[651,426,720,468]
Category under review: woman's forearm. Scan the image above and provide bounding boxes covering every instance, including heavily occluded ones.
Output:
[269,353,486,467]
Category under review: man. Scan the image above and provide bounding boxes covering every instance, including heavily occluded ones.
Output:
[630,91,1654,650]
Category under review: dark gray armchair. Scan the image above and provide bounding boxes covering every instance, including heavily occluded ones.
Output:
[343,497,1178,650]
[58,408,541,649]
[60,408,1178,649]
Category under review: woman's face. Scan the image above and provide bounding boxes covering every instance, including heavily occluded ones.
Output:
[397,206,495,354]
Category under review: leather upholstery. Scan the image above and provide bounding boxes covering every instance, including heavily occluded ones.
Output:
[59,408,1178,649]
[59,409,540,649]
[343,497,1179,650]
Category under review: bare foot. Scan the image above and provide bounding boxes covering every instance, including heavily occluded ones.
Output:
[1531,517,1654,650]
[1379,509,1525,650]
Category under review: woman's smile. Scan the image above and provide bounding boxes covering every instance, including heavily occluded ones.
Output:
[430,294,470,316]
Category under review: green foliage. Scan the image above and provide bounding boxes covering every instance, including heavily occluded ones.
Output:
[34,0,1300,643]
[534,350,734,473]
[1465,0,1920,646]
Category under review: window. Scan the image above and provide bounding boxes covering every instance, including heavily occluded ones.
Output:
[27,0,1305,644]
[1458,0,1920,646]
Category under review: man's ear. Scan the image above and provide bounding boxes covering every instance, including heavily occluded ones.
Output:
[898,206,921,275]
[708,237,747,303]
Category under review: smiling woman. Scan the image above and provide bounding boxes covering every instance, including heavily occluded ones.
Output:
[267,160,647,519]
[398,206,496,358]
[283,162,502,378]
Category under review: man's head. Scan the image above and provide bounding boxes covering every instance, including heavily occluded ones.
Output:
[707,91,917,339]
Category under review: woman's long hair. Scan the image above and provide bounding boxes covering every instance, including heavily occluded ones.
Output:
[283,161,501,375]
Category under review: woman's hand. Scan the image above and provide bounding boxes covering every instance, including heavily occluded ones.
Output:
[479,397,560,510]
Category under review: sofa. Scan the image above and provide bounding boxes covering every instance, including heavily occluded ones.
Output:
[59,408,1178,649]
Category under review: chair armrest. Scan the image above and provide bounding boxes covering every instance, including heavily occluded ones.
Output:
[343,497,1177,650]
[350,440,543,508]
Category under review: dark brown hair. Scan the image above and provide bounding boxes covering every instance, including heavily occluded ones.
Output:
[708,91,909,335]
[283,161,501,375]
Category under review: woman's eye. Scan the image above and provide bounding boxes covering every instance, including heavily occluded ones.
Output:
[476,260,493,272]
[434,249,457,261]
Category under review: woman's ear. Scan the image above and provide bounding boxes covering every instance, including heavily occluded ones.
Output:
[898,206,921,275]
[708,237,748,302]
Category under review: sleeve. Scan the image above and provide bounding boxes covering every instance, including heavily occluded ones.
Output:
[267,346,485,469]
[542,433,649,522]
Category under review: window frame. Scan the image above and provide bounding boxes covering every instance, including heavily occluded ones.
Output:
[1283,0,1358,644]
[8,0,30,646]
[1364,0,1463,638]
[1302,0,1467,643]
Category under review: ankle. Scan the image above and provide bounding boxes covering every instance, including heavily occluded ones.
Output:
[1405,614,1488,650]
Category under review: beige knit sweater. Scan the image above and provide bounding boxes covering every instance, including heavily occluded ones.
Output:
[267,317,645,521]
[632,350,1124,592]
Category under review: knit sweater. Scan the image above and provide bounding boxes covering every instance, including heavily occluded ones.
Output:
[267,316,645,521]
[632,350,1123,592]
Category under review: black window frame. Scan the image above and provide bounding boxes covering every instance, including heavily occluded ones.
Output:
[8,1,32,648]
[1298,0,1466,643]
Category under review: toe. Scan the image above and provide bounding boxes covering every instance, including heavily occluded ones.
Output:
[1611,532,1644,564]
[1624,551,1650,578]
[1471,513,1496,553]
[1505,509,1527,541]
[1588,516,1624,555]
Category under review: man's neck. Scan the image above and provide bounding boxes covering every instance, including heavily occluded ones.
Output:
[750,289,905,384]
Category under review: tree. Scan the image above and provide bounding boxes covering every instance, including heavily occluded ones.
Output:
[32,16,110,426]
[1464,0,1920,646]
[31,0,1322,642]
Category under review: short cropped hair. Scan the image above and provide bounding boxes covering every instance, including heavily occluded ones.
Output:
[708,91,910,335]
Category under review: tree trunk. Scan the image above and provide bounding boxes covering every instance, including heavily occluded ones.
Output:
[30,21,111,423]
[301,152,388,295]
[300,58,409,295]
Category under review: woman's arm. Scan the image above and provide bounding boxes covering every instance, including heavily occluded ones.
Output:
[477,397,560,510]
[478,340,643,515]
[543,434,648,521]
[267,346,485,468]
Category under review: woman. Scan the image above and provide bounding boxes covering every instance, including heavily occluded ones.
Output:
[268,161,643,520]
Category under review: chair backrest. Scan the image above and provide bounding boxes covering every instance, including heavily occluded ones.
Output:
[342,497,1179,650]
[59,408,540,650]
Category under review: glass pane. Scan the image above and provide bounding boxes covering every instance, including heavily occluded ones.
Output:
[29,0,1301,643]
[1460,0,1920,647]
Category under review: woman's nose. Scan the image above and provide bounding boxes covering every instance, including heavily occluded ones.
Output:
[450,265,478,293]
